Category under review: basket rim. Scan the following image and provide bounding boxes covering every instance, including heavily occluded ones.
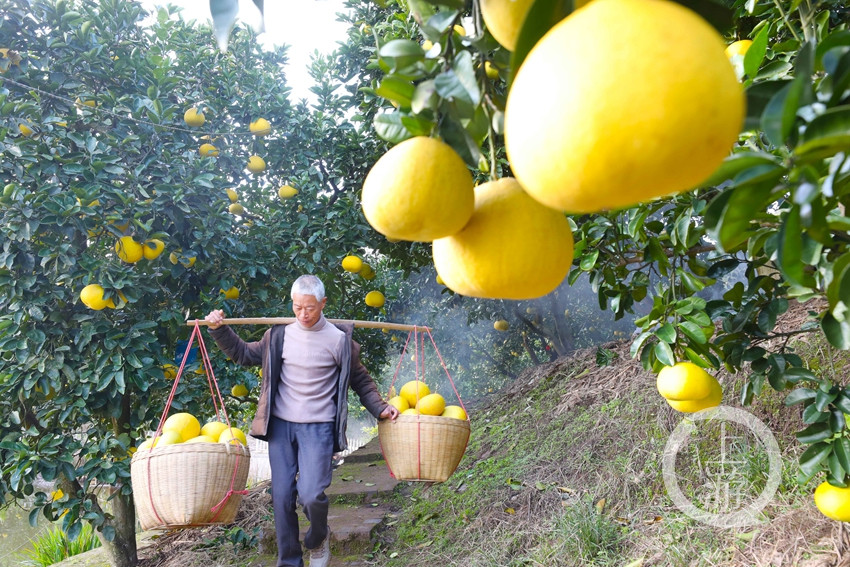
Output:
[131,441,250,464]
[382,414,470,427]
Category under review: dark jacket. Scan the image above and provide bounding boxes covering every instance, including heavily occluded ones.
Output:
[209,322,388,452]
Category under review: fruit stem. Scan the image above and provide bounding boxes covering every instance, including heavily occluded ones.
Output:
[772,0,802,42]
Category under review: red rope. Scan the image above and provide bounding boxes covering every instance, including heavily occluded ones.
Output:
[144,323,246,526]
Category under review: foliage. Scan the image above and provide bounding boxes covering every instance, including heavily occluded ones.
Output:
[22,522,101,567]
[0,0,418,564]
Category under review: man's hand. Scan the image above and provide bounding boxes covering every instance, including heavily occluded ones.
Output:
[380,404,400,421]
[205,309,225,329]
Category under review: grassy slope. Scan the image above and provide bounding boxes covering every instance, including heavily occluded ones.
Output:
[372,304,849,567]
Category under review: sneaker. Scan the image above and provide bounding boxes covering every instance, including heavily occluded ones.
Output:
[309,533,330,567]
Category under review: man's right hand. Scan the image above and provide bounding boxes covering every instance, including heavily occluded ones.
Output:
[205,309,225,329]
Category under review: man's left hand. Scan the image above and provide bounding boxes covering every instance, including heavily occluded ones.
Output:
[379,404,400,421]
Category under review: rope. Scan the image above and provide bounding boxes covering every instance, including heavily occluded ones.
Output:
[0,74,262,137]
[143,323,248,527]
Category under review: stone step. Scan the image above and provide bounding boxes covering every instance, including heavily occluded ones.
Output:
[340,436,385,464]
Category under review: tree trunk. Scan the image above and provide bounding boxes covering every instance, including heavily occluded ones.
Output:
[97,487,138,567]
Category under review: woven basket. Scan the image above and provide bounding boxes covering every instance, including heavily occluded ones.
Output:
[378,414,470,482]
[131,441,251,530]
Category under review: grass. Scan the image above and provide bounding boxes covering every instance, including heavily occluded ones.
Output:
[22,522,101,566]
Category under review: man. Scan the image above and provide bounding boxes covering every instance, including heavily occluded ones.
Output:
[205,275,399,567]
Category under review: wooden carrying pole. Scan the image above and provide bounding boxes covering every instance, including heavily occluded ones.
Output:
[186,317,430,332]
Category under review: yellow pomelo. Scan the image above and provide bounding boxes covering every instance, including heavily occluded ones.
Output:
[142,239,165,260]
[432,177,573,300]
[387,396,409,412]
[504,0,744,213]
[359,264,376,280]
[400,380,430,407]
[657,362,717,401]
[361,137,474,242]
[342,255,363,273]
[185,435,217,444]
[142,430,183,450]
[162,412,201,442]
[162,364,177,380]
[75,97,96,108]
[219,427,248,446]
[231,383,249,397]
[201,421,229,440]
[247,155,266,174]
[184,107,205,127]
[199,143,219,157]
[278,185,298,199]
[666,378,722,413]
[401,408,419,415]
[725,39,753,58]
[19,123,34,137]
[115,236,143,263]
[249,118,271,136]
[416,393,446,416]
[222,286,240,300]
[229,203,245,215]
[441,405,468,420]
[814,481,850,522]
[494,319,509,331]
[453,24,466,36]
[80,284,110,310]
[484,61,499,80]
[226,188,239,202]
[365,290,385,308]
[479,0,535,51]
[436,275,445,285]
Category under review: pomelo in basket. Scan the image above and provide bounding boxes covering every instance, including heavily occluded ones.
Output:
[441,405,468,420]
[185,435,218,444]
[388,396,409,412]
[162,412,201,442]
[219,427,248,446]
[399,380,430,408]
[416,393,446,416]
[139,430,182,450]
[401,408,419,415]
[201,421,229,440]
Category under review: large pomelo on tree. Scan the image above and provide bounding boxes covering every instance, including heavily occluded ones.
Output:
[432,178,573,300]
[360,137,474,242]
[504,0,744,213]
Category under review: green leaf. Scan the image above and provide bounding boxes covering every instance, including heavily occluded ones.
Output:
[745,80,792,131]
[373,112,414,144]
[378,40,425,73]
[375,76,416,108]
[580,249,599,271]
[654,341,675,367]
[744,23,769,79]
[678,320,708,344]
[797,422,833,444]
[785,388,816,406]
[796,106,850,157]
[798,441,831,475]
[700,152,778,187]
[509,0,574,85]
[834,437,850,473]
[656,323,676,344]
[823,312,850,349]
[776,206,804,286]
[705,183,773,252]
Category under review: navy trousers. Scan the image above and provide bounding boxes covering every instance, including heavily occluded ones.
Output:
[267,417,335,567]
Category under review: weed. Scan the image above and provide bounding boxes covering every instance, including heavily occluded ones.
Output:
[21,522,101,566]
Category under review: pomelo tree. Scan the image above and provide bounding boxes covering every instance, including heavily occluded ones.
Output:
[215,0,850,509]
[0,0,418,564]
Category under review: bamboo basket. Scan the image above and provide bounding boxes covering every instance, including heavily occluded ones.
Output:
[378,414,470,482]
[131,441,251,530]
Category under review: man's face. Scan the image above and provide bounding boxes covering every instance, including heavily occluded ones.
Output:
[291,293,326,328]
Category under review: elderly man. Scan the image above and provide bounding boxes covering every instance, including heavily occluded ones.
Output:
[205,275,398,567]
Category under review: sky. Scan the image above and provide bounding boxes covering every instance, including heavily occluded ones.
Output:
[142,0,351,101]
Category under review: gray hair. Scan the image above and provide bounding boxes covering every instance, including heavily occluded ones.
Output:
[291,275,325,302]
